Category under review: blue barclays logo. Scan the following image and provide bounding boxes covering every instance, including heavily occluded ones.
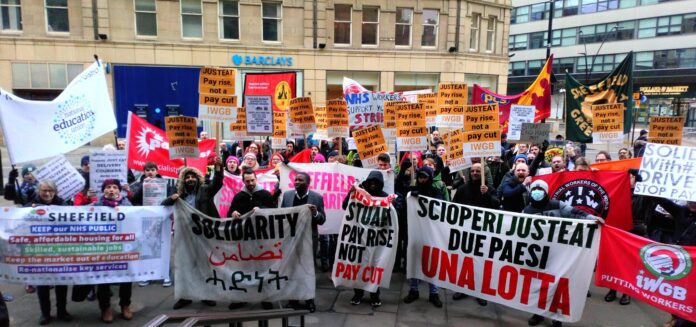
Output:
[231,54,293,67]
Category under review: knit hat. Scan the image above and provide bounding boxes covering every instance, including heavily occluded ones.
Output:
[530,180,549,194]
[101,179,122,192]
[313,153,326,163]
[243,153,257,161]
[417,166,434,178]
[226,156,240,165]
[21,164,37,177]
[640,129,648,135]
[514,153,528,163]
[271,152,284,163]
[81,155,90,166]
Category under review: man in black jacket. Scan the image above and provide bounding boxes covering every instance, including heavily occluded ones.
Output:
[228,169,276,218]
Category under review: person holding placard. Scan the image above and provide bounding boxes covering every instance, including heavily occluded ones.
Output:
[4,164,39,206]
[25,180,72,325]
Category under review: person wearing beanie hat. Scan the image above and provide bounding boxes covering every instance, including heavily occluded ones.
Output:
[514,153,528,164]
[313,153,326,163]
[634,129,649,158]
[4,164,39,206]
[240,152,260,170]
[225,156,241,175]
[327,150,339,162]
[270,152,284,167]
[524,179,602,327]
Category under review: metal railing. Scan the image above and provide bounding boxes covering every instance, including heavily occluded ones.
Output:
[144,309,309,327]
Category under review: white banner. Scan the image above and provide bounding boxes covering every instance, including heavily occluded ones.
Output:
[407,195,600,322]
[0,205,172,285]
[332,187,398,292]
[508,105,536,140]
[279,163,395,234]
[173,201,315,302]
[34,155,85,201]
[0,62,117,164]
[634,143,696,202]
[90,150,127,196]
[213,171,278,218]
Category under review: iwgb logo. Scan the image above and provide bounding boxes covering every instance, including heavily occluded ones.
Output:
[636,244,692,301]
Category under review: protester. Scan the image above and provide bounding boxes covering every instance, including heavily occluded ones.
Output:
[404,166,443,308]
[283,141,296,160]
[618,148,632,160]
[25,180,72,325]
[633,129,648,157]
[163,157,223,310]
[4,164,38,206]
[524,179,602,327]
[225,156,241,175]
[595,151,612,163]
[422,158,450,201]
[500,163,531,212]
[71,179,97,303]
[199,131,209,140]
[313,153,326,163]
[342,171,390,307]
[574,157,591,171]
[281,172,325,313]
[240,153,261,171]
[270,153,284,169]
[564,146,579,171]
[486,156,510,190]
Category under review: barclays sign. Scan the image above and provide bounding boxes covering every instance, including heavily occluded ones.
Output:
[231,54,293,67]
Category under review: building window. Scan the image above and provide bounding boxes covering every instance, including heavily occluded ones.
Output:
[262,2,281,42]
[219,0,239,40]
[12,62,83,89]
[529,31,545,49]
[619,0,637,7]
[508,34,528,51]
[511,6,529,24]
[134,0,157,36]
[334,4,351,45]
[421,9,438,47]
[553,0,579,18]
[552,58,575,74]
[684,14,696,34]
[580,23,623,43]
[395,7,412,46]
[616,21,635,39]
[362,6,378,45]
[469,13,480,50]
[45,0,68,32]
[638,16,682,38]
[530,3,549,21]
[581,0,618,14]
[485,16,496,52]
[527,60,544,75]
[181,0,202,38]
[552,28,577,46]
[635,51,654,69]
[394,73,439,92]
[510,62,526,76]
[1,0,22,31]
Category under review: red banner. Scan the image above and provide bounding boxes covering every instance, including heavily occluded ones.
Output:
[534,170,633,230]
[596,225,696,321]
[243,72,296,112]
[126,112,216,178]
[472,55,553,133]
[590,157,642,171]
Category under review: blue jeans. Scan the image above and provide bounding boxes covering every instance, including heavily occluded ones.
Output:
[409,279,438,294]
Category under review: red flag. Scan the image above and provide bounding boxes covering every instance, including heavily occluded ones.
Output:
[126,112,216,178]
[289,149,313,163]
[472,55,553,133]
[596,225,696,321]
[534,171,633,230]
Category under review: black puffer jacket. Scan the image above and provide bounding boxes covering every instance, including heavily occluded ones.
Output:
[652,198,696,246]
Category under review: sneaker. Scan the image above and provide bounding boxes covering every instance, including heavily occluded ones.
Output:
[452,293,468,301]
[39,315,51,325]
[162,278,173,287]
[428,294,442,308]
[87,289,96,301]
[173,299,193,310]
[604,289,617,302]
[138,281,150,287]
[403,290,419,304]
[619,294,631,305]
[2,294,13,302]
[370,295,382,308]
[528,314,544,326]
[350,294,362,305]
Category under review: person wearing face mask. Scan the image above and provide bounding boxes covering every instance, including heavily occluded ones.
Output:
[163,156,223,310]
[92,179,133,323]
[524,179,602,327]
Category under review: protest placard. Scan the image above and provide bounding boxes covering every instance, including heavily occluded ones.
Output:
[437,83,467,107]
[245,96,274,135]
[314,106,328,140]
[332,186,398,292]
[596,225,696,322]
[198,67,237,123]
[395,103,427,151]
[229,107,253,140]
[442,128,471,172]
[634,143,696,202]
[0,205,172,284]
[165,116,199,159]
[462,130,501,157]
[34,155,85,200]
[407,196,600,322]
[199,67,235,94]
[213,171,278,218]
[591,103,624,143]
[174,201,315,302]
[436,105,465,129]
[289,97,316,135]
[508,104,536,140]
[519,123,551,145]
[418,93,438,128]
[89,150,127,196]
[279,163,395,234]
[353,125,388,168]
[346,92,403,129]
[272,111,288,149]
[382,101,401,141]
[327,99,349,138]
[649,116,685,145]
[464,104,500,131]
[143,179,168,206]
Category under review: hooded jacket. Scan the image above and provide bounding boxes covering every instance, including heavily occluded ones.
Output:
[452,171,499,209]
[228,182,275,217]
[342,171,389,210]
[162,167,223,217]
